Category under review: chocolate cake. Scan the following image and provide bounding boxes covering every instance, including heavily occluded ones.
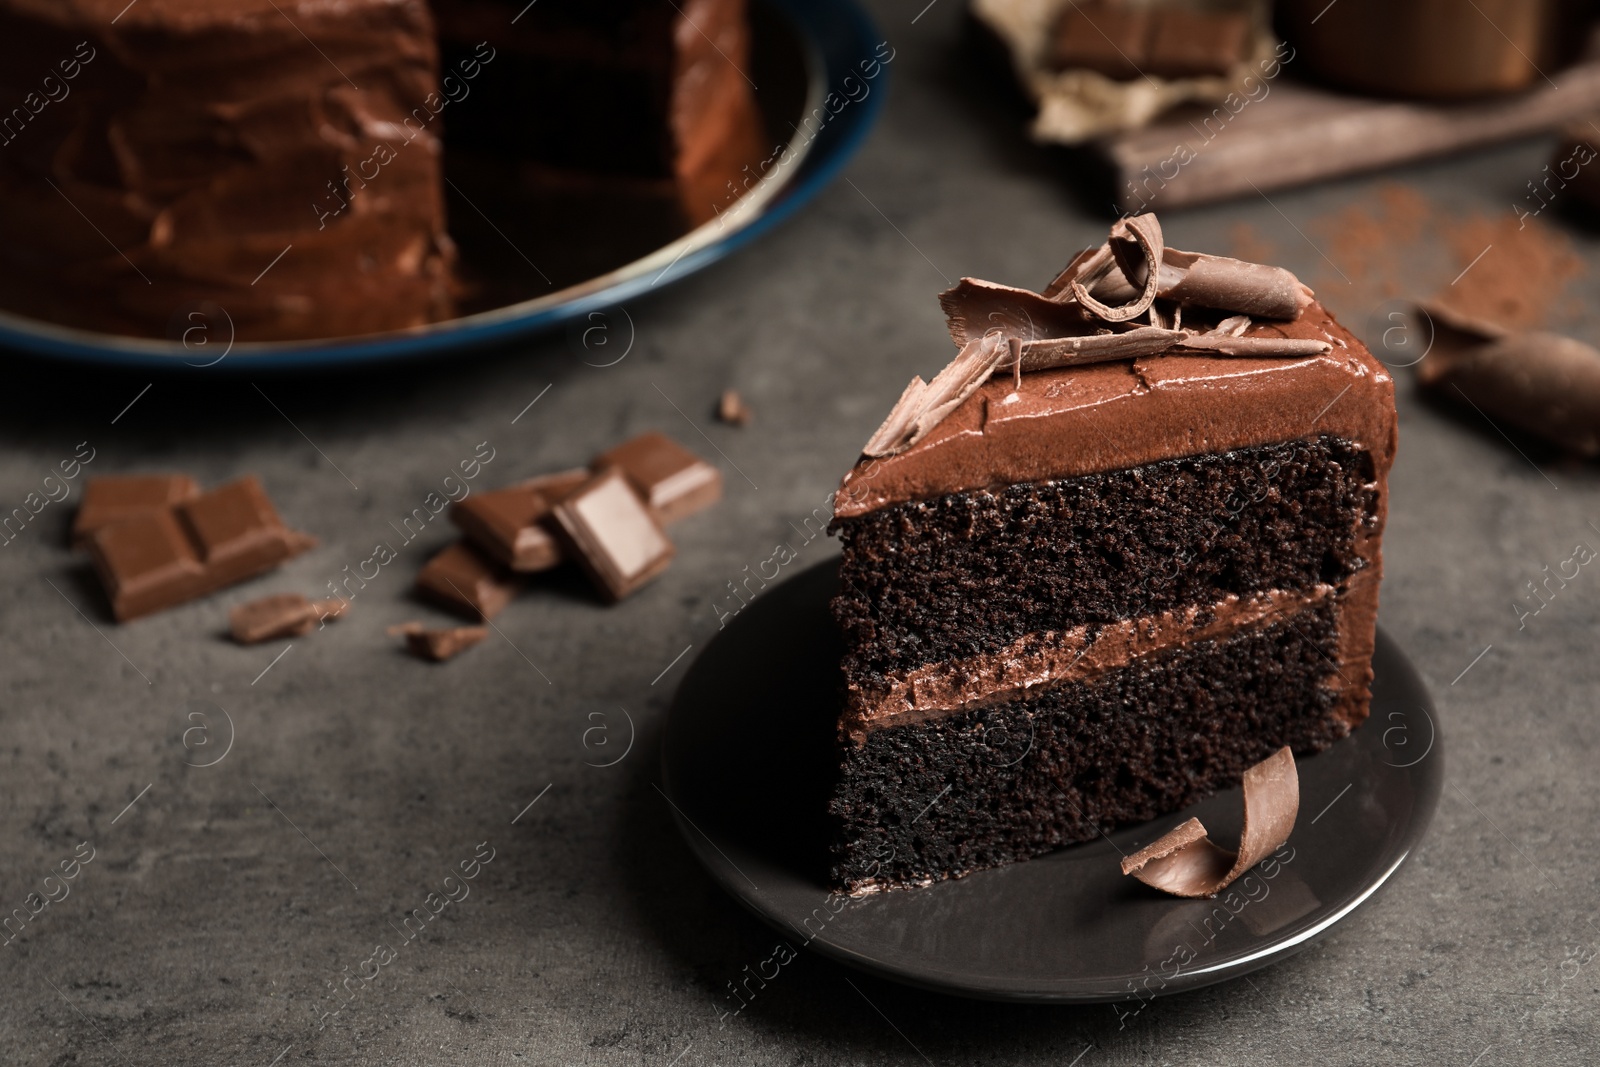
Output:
[0,0,455,342]
[827,215,1397,893]
[0,0,757,341]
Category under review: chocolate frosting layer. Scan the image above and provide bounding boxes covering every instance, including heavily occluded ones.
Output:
[835,300,1396,519]
[842,585,1338,740]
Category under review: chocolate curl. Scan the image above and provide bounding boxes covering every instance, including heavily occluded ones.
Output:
[1090,249,1314,321]
[1041,245,1103,301]
[1121,746,1299,898]
[938,278,1091,347]
[1017,326,1329,372]
[862,333,1011,457]
[1069,214,1166,323]
[1415,303,1600,457]
[1017,326,1187,371]
[1176,333,1332,358]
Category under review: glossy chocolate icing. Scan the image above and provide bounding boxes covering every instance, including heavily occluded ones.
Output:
[0,0,453,341]
[836,300,1395,519]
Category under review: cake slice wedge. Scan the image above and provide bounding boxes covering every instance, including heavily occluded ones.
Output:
[826,215,1396,893]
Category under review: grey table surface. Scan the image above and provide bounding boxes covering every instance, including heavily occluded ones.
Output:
[3,2,1598,1064]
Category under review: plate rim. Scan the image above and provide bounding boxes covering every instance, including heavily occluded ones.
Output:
[0,0,887,370]
[660,560,1444,1004]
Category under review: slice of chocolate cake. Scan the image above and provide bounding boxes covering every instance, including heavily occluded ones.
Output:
[827,215,1397,893]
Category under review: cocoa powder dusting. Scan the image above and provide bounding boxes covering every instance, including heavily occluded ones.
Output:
[1431,213,1586,331]
[1301,182,1585,333]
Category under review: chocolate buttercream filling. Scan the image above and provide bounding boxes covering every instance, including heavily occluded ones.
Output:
[843,584,1338,737]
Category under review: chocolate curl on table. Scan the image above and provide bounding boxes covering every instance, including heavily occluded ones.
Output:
[863,333,1012,456]
[1121,747,1299,898]
[1415,303,1600,457]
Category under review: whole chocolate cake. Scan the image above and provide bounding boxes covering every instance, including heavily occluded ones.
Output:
[0,0,755,342]
[827,215,1397,893]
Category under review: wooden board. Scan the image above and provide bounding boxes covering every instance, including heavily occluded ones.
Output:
[1098,61,1600,212]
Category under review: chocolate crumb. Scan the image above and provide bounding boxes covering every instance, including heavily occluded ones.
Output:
[717,389,753,427]
[230,594,318,644]
[402,625,489,662]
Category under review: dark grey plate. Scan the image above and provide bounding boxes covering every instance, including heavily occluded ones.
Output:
[660,558,1443,1003]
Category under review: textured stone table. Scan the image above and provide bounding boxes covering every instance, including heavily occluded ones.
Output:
[2,2,1597,1063]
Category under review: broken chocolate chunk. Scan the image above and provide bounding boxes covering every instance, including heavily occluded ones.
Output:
[450,468,588,572]
[717,389,753,427]
[400,624,489,662]
[551,468,676,603]
[230,594,317,644]
[593,432,722,524]
[229,593,347,644]
[415,541,520,621]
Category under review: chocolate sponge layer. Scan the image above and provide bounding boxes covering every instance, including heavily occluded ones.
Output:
[830,436,1379,694]
[829,601,1344,892]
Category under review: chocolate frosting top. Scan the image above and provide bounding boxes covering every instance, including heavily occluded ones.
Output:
[834,301,1396,519]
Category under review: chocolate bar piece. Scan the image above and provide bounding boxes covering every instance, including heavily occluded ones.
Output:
[1051,2,1150,80]
[398,623,489,662]
[72,474,199,545]
[87,476,316,622]
[551,467,675,603]
[415,541,520,620]
[229,594,347,644]
[593,431,722,524]
[449,468,588,572]
[1145,8,1251,79]
[1051,2,1249,81]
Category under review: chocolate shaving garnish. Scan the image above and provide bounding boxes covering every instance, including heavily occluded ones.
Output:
[1060,246,1314,321]
[1120,746,1299,898]
[864,334,1010,457]
[939,278,1092,346]
[1177,333,1332,358]
[863,213,1329,457]
[1069,213,1164,322]
[1017,326,1187,371]
[1415,301,1600,457]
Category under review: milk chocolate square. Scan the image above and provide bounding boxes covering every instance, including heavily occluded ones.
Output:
[450,468,588,572]
[72,474,200,545]
[85,475,315,621]
[551,468,675,603]
[88,510,207,621]
[592,432,722,524]
[177,477,314,583]
[415,541,520,620]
